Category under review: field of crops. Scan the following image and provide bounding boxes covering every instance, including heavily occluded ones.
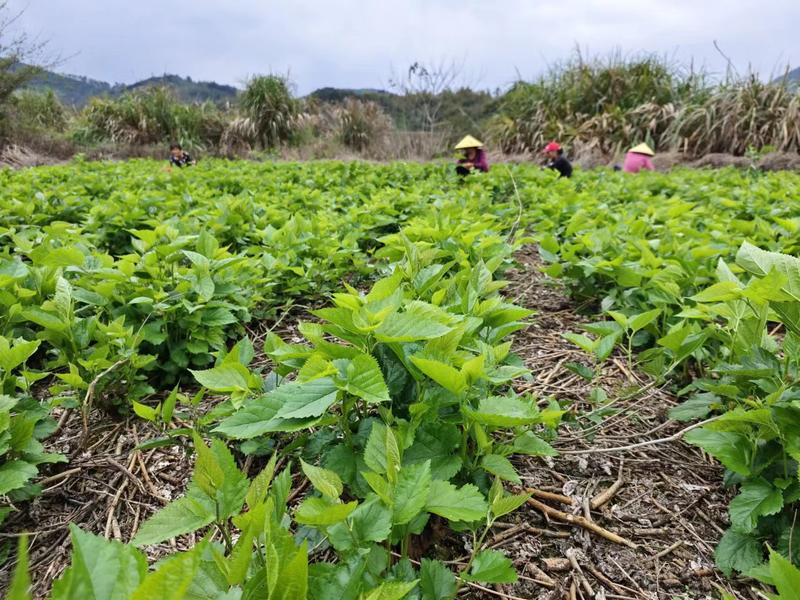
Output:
[2,160,800,599]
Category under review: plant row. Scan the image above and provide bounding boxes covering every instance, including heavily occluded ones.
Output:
[7,204,562,599]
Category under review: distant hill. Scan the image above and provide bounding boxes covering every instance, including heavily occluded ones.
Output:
[25,69,238,106]
[310,87,394,102]
[125,75,238,104]
[773,67,800,87]
[24,69,116,106]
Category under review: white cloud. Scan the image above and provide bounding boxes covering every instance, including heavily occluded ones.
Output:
[7,0,798,93]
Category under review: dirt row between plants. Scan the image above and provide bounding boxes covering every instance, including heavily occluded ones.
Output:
[477,247,756,600]
[0,249,760,600]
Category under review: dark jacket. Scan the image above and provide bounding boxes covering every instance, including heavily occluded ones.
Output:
[546,155,572,178]
[170,152,194,168]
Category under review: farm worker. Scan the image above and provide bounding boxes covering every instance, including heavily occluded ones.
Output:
[455,135,489,175]
[623,143,655,173]
[543,142,573,178]
[168,143,195,168]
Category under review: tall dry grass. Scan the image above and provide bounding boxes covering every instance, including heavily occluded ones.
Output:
[491,51,800,158]
[73,87,227,150]
[666,76,800,155]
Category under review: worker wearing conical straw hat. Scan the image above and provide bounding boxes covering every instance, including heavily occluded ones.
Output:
[623,143,655,173]
[455,135,489,176]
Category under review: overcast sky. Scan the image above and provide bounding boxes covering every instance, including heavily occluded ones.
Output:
[6,1,798,94]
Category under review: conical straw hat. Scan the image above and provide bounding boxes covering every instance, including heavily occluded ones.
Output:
[629,143,655,156]
[455,135,484,149]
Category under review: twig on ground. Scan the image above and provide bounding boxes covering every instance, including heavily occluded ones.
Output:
[559,416,720,455]
[51,408,72,437]
[585,561,636,597]
[526,487,573,506]
[651,540,684,560]
[566,549,595,597]
[81,359,128,445]
[527,497,638,549]
[609,556,647,595]
[104,451,138,539]
[526,564,556,588]
[39,467,83,488]
[542,557,571,572]
[591,461,625,509]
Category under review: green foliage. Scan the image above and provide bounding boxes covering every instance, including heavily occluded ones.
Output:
[0,58,42,143]
[7,159,800,598]
[7,534,32,600]
[11,89,68,132]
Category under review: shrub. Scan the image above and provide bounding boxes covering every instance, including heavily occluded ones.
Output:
[73,87,226,151]
[239,75,298,149]
[10,89,68,132]
[490,50,707,154]
[666,76,800,156]
[337,98,392,152]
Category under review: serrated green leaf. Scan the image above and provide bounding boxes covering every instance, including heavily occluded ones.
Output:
[410,356,465,394]
[404,423,462,481]
[274,377,339,419]
[21,308,67,332]
[300,459,343,499]
[274,540,308,600]
[161,385,179,424]
[481,455,521,484]
[225,526,254,586]
[132,486,216,546]
[132,400,158,422]
[345,353,391,403]
[715,529,763,577]
[769,547,800,599]
[492,492,531,519]
[130,542,203,600]
[246,452,277,508]
[629,309,662,332]
[511,431,558,457]
[729,479,784,533]
[362,471,392,504]
[375,302,454,342]
[684,429,753,476]
[0,339,40,374]
[465,396,541,427]
[214,393,321,439]
[0,460,37,496]
[463,550,517,584]
[419,558,457,600]
[52,525,147,600]
[7,534,31,600]
[393,461,431,525]
[562,332,595,354]
[425,480,487,522]
[362,580,419,600]
[328,497,393,551]
[691,281,742,303]
[364,422,390,475]
[190,364,252,392]
[668,394,715,422]
[295,497,358,526]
